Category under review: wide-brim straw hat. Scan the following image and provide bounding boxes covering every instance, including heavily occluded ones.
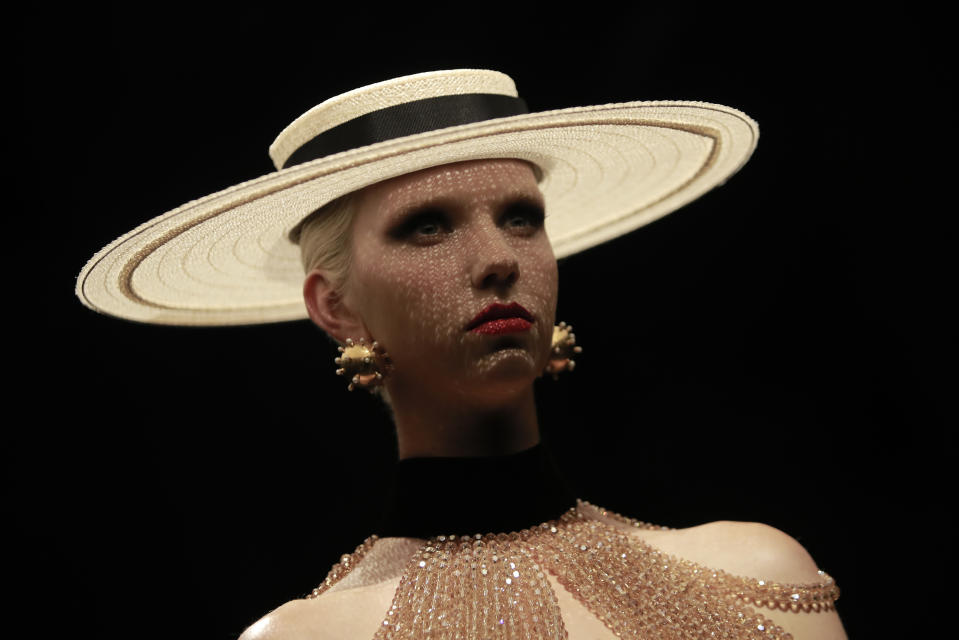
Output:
[76,69,758,326]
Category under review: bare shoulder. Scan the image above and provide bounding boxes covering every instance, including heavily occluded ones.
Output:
[583,503,827,584]
[237,581,396,640]
[631,520,847,640]
[237,598,317,640]
[673,520,825,584]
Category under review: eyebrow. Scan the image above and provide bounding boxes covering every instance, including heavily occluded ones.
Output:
[499,192,546,210]
[389,196,461,222]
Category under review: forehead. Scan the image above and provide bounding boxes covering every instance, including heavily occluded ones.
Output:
[355,158,541,218]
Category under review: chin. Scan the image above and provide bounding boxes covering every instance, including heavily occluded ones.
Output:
[461,347,540,401]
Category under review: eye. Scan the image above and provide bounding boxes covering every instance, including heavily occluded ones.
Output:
[391,207,451,243]
[500,200,546,233]
[414,219,442,235]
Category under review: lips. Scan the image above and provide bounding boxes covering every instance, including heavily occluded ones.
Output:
[465,302,535,334]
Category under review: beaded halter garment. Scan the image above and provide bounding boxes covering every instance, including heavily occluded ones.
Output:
[307,446,839,639]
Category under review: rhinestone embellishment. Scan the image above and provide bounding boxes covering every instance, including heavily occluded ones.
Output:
[309,501,839,639]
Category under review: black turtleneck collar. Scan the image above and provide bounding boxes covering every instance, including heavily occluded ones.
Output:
[375,441,577,539]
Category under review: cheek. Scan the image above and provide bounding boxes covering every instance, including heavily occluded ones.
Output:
[531,249,560,356]
[351,243,467,349]
[524,241,560,312]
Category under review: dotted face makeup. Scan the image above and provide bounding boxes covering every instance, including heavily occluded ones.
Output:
[343,158,558,405]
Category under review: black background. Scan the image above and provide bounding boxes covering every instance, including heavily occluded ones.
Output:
[12,5,947,639]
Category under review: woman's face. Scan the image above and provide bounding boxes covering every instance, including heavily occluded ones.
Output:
[342,158,558,404]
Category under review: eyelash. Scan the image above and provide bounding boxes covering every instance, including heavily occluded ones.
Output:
[501,202,546,231]
[394,209,450,241]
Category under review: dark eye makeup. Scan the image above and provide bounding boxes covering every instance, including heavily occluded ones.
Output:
[389,198,546,243]
[390,207,451,241]
[500,200,546,230]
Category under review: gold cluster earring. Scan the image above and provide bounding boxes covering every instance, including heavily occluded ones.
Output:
[334,338,393,391]
[545,321,582,380]
[334,324,581,390]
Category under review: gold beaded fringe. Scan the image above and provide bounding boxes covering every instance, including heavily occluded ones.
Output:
[309,501,839,639]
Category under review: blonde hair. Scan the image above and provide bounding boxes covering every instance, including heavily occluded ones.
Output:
[293,192,395,413]
[292,192,358,295]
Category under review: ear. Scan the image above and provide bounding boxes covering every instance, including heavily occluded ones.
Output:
[303,269,367,343]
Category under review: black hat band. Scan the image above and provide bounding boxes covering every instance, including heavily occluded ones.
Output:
[282,93,529,169]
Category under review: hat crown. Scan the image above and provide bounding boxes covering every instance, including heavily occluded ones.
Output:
[269,69,519,170]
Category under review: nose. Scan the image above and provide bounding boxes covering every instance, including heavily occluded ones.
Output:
[469,227,520,290]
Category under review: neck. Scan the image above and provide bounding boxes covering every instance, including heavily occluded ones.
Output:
[388,384,541,460]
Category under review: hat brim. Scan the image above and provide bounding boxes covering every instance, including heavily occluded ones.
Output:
[76,100,757,326]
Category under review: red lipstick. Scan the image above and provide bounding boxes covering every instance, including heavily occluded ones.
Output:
[466,302,534,335]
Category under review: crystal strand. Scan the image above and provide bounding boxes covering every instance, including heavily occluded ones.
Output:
[316,504,836,640]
